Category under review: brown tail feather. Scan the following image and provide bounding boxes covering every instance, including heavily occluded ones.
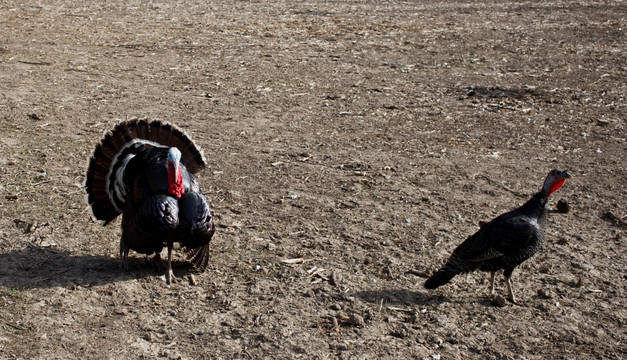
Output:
[185,244,211,272]
[85,118,206,223]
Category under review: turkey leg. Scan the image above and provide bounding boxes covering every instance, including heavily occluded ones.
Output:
[489,271,496,296]
[165,243,176,284]
[504,275,518,304]
[119,239,129,271]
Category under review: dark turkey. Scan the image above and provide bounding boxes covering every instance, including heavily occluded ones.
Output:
[85,119,215,284]
[424,169,570,303]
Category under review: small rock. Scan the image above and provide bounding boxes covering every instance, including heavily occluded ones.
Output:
[556,199,570,213]
[491,294,507,307]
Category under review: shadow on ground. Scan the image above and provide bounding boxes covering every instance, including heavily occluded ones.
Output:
[352,288,451,307]
[0,246,178,288]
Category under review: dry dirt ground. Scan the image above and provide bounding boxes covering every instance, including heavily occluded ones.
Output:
[0,0,626,359]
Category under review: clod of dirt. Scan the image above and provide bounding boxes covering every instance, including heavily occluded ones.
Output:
[13,219,37,233]
[491,294,508,307]
[405,269,430,278]
[330,303,342,311]
[428,334,444,346]
[601,211,626,227]
[340,313,365,327]
[537,288,553,299]
[330,270,342,286]
[28,113,42,121]
[556,199,570,214]
[390,324,411,339]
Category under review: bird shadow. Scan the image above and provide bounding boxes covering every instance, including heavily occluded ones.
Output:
[351,288,452,307]
[0,246,179,289]
[463,85,543,100]
[351,288,509,308]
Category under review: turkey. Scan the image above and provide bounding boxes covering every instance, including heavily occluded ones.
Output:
[85,119,215,284]
[424,169,570,303]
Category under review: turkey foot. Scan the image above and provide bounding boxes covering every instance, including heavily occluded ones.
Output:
[505,276,524,305]
[166,269,177,285]
[507,295,526,305]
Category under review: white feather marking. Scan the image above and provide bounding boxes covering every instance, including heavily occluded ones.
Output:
[104,138,168,212]
[112,154,134,205]
[528,217,540,230]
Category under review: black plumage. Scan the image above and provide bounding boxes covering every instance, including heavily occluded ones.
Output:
[424,169,570,303]
[85,119,214,284]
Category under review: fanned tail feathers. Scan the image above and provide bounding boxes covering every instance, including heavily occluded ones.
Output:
[85,118,206,224]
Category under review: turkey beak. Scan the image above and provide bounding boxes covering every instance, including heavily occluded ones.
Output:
[562,170,571,179]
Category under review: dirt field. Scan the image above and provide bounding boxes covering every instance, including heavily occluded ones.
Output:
[0,0,625,358]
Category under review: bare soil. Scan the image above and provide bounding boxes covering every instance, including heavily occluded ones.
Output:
[0,1,625,359]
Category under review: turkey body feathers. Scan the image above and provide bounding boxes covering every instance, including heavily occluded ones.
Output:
[85,119,214,279]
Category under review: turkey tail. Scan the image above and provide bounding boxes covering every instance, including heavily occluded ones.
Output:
[185,244,211,271]
[85,118,206,224]
[424,267,458,289]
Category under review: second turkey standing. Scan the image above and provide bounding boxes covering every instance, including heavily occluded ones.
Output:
[424,169,571,303]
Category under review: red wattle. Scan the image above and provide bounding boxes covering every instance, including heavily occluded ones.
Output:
[547,179,565,197]
[168,162,185,199]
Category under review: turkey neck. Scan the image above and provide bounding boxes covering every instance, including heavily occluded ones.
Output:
[517,189,550,221]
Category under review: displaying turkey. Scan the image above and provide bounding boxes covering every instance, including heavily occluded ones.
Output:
[424,169,570,303]
[85,119,215,284]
